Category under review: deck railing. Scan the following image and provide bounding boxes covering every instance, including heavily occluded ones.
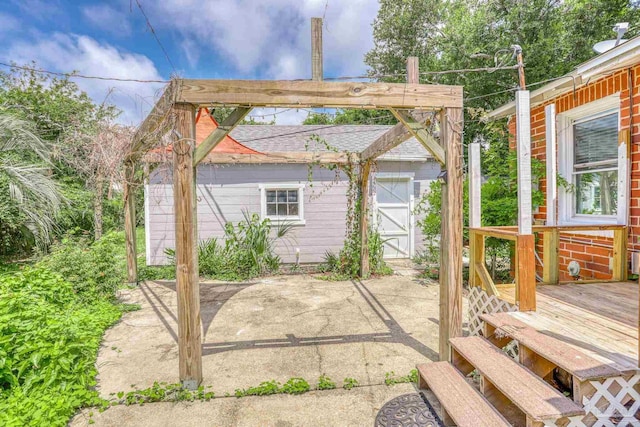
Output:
[468,225,628,312]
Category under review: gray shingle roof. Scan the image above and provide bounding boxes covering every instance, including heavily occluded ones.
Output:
[229,125,430,160]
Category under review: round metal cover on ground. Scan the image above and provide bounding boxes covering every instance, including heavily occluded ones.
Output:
[375,393,442,427]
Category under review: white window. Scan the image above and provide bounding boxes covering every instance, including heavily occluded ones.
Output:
[259,183,305,225]
[557,94,627,226]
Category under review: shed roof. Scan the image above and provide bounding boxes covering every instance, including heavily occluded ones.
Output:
[230,125,430,161]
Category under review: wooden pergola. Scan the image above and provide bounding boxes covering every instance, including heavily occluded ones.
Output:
[124,33,463,387]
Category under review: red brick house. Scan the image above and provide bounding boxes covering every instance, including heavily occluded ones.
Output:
[489,36,640,281]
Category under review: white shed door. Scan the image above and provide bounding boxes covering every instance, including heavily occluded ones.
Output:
[375,177,413,259]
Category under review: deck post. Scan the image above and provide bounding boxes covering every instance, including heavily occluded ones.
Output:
[172,102,203,389]
[359,160,372,278]
[612,227,628,281]
[124,160,138,285]
[468,142,481,288]
[542,229,559,285]
[515,89,536,311]
[439,107,464,361]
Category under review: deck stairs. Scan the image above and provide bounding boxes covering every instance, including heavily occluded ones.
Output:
[417,312,630,427]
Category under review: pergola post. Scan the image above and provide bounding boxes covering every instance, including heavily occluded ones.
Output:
[124,160,138,285]
[468,142,482,288]
[172,102,203,389]
[359,160,372,278]
[439,107,464,361]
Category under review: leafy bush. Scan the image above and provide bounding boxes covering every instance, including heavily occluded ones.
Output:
[166,212,291,281]
[320,228,392,280]
[38,231,128,300]
[0,267,122,426]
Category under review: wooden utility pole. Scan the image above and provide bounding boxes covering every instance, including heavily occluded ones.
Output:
[124,160,138,285]
[439,107,464,361]
[513,46,536,311]
[311,18,323,81]
[172,103,203,389]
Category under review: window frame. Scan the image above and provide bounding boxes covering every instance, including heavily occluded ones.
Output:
[557,94,627,226]
[258,183,306,225]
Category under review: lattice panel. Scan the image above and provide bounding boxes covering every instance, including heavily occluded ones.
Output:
[467,287,518,337]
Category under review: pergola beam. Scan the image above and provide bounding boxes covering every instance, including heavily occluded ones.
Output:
[147,151,355,165]
[193,107,252,165]
[177,79,462,109]
[389,108,445,164]
[359,110,431,162]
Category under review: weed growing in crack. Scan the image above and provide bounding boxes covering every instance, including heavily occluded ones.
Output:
[317,374,336,390]
[384,369,418,386]
[343,377,359,390]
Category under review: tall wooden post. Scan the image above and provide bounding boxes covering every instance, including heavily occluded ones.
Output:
[468,142,481,288]
[439,107,463,361]
[359,161,372,278]
[124,160,138,285]
[515,89,536,311]
[311,18,323,81]
[172,102,202,389]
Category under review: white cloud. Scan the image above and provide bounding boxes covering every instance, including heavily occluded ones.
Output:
[4,33,165,125]
[146,0,379,79]
[82,4,132,37]
[0,12,19,34]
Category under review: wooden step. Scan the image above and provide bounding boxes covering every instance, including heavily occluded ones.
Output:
[450,336,585,425]
[416,362,511,427]
[481,312,621,381]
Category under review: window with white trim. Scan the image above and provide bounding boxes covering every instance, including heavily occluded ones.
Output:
[557,94,627,225]
[259,184,305,225]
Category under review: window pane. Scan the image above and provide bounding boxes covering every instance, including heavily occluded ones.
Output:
[574,113,618,166]
[277,203,287,216]
[277,191,287,202]
[575,170,618,215]
[376,179,409,204]
[266,191,276,203]
[288,203,299,216]
[287,190,298,202]
[266,203,277,215]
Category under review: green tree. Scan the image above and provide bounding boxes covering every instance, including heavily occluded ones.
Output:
[0,113,61,256]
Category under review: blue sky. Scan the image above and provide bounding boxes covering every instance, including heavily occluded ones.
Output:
[0,0,380,125]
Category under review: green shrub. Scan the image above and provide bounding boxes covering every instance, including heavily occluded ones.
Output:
[0,267,122,426]
[320,228,392,280]
[166,212,291,281]
[280,377,310,395]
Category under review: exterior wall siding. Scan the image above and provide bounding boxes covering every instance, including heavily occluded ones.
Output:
[509,65,640,280]
[146,161,438,265]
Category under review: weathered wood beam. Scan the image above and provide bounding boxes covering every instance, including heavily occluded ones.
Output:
[542,229,559,285]
[389,108,446,165]
[515,90,532,235]
[612,227,628,281]
[359,160,372,278]
[177,79,463,109]
[193,107,252,165]
[516,234,536,311]
[439,107,464,361]
[172,102,202,389]
[124,160,138,285]
[359,111,431,162]
[147,151,354,165]
[311,18,323,81]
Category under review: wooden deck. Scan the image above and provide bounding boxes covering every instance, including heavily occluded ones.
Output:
[497,281,638,373]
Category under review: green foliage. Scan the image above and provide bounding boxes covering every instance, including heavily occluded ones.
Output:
[109,382,214,406]
[384,369,418,386]
[0,267,122,426]
[235,380,281,397]
[317,374,336,390]
[166,212,291,281]
[280,377,310,395]
[342,377,359,390]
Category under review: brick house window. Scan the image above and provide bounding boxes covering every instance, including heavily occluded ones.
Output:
[258,183,305,225]
[557,94,627,225]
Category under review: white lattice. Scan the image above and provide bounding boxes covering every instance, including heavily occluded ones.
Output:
[467,286,518,337]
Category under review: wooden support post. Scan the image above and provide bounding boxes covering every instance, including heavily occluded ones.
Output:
[542,229,559,285]
[311,18,323,81]
[439,107,463,361]
[515,90,532,235]
[544,104,557,226]
[469,230,485,288]
[172,102,203,389]
[124,160,138,285]
[516,234,536,311]
[468,142,481,289]
[360,160,372,278]
[407,56,419,84]
[612,227,628,281]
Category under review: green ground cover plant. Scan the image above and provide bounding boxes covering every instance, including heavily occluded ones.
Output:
[0,268,124,426]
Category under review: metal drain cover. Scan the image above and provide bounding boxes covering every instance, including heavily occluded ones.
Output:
[375,393,442,427]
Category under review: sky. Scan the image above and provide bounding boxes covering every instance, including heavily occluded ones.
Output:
[0,0,381,125]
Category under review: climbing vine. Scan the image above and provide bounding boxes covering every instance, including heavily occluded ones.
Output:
[305,135,392,279]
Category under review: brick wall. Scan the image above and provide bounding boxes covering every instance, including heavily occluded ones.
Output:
[508,66,640,280]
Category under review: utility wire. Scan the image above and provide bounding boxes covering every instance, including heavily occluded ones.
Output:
[0,62,169,83]
[133,0,177,74]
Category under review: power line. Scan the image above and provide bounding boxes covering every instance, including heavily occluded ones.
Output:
[0,62,169,83]
[133,0,177,74]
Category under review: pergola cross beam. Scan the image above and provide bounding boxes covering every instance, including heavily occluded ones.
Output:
[193,107,252,165]
[389,108,445,165]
